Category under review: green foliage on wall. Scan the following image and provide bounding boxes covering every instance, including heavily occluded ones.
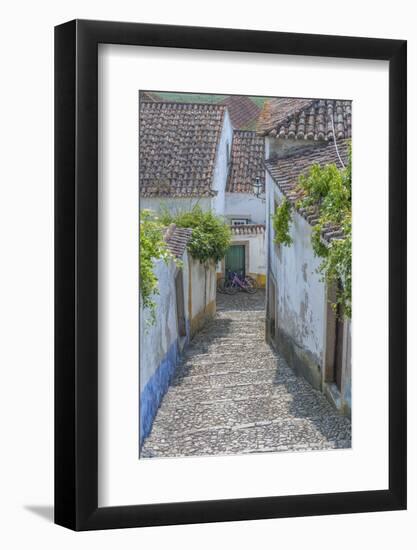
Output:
[272,198,293,247]
[160,206,231,264]
[139,210,177,325]
[272,143,352,318]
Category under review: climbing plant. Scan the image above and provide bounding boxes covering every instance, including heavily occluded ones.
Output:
[139,209,177,325]
[160,206,231,264]
[271,143,352,318]
[272,198,293,246]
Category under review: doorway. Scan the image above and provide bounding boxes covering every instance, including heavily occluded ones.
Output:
[225,244,246,278]
[333,302,345,391]
[175,270,186,337]
[267,276,277,346]
[325,282,345,393]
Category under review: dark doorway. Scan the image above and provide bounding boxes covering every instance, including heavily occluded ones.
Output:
[334,302,345,391]
[225,245,245,278]
[175,270,186,337]
[267,277,276,345]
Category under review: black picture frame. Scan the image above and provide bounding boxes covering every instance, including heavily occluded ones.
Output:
[55,19,407,531]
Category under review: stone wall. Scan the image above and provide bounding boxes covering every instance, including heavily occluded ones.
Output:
[139,254,217,447]
[188,258,217,336]
[139,255,190,446]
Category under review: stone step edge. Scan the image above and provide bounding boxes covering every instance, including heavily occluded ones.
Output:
[147,415,351,438]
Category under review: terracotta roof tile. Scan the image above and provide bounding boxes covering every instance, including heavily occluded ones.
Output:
[139,102,226,198]
[230,223,265,235]
[265,140,350,242]
[227,130,265,193]
[164,224,193,258]
[219,95,261,129]
[257,97,352,141]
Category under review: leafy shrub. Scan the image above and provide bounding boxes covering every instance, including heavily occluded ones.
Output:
[272,198,293,246]
[160,206,231,264]
[271,142,352,318]
[139,210,176,324]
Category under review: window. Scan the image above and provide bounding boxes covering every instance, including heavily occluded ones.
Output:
[231,218,249,226]
[226,141,231,166]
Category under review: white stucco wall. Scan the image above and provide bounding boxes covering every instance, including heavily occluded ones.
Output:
[140,253,190,393]
[189,258,216,319]
[265,136,327,159]
[267,171,325,363]
[224,192,266,224]
[211,110,234,217]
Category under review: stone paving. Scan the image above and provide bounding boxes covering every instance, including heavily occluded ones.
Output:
[141,290,351,458]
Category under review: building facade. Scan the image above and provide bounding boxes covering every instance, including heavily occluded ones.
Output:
[139,101,233,218]
[259,98,352,416]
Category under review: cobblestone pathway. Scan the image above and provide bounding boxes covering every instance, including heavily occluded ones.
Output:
[141,290,351,458]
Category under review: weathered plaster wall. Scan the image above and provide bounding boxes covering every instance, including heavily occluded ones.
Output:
[224,192,266,224]
[139,253,190,446]
[212,110,234,217]
[189,258,217,336]
[267,171,326,390]
[265,136,327,159]
[139,254,217,447]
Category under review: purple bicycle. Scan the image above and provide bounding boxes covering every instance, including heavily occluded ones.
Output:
[224,271,258,294]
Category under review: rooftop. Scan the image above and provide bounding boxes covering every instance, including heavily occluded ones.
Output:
[257,97,352,141]
[230,223,265,235]
[227,130,265,193]
[265,140,350,241]
[164,224,193,258]
[139,102,226,198]
[219,95,261,129]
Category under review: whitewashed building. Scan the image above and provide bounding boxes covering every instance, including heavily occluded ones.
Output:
[259,98,352,416]
[139,101,233,217]
[221,129,267,286]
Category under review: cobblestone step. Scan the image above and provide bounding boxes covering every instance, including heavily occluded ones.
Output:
[141,290,351,458]
[184,344,274,363]
[177,357,278,376]
[141,416,351,458]
[172,367,279,388]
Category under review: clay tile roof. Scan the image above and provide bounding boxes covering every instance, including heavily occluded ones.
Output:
[265,140,350,241]
[257,97,352,141]
[226,130,265,193]
[230,223,265,235]
[164,224,193,258]
[219,95,261,129]
[139,102,226,198]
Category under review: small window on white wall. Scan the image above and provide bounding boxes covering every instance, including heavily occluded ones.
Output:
[231,219,249,226]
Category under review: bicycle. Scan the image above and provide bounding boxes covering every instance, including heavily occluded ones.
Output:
[216,269,234,293]
[224,272,258,294]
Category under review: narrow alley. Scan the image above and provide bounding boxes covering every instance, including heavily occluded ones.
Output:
[141,290,351,458]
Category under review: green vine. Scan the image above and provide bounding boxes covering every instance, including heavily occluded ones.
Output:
[139,209,177,325]
[272,198,293,246]
[271,143,352,318]
[159,206,231,264]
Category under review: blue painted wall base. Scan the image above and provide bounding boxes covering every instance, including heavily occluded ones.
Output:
[139,339,180,448]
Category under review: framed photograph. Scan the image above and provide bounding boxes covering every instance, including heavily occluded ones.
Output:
[55,19,406,530]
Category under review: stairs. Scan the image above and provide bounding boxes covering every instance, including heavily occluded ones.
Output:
[141,292,351,458]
